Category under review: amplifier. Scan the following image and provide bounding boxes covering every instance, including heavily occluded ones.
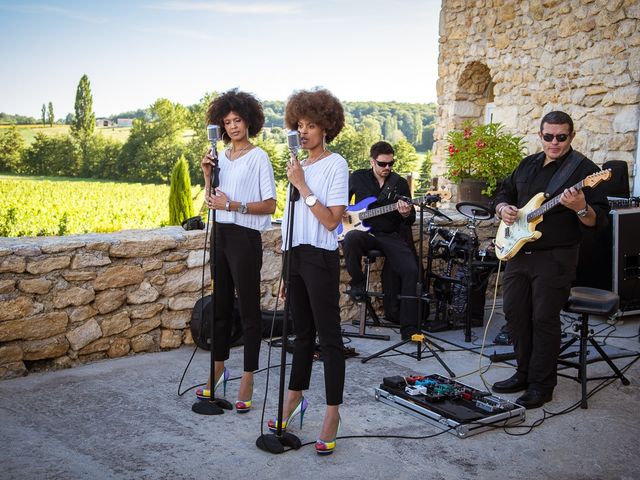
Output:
[612,207,640,314]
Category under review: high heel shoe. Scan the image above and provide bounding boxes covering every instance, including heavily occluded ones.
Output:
[195,368,229,400]
[315,417,341,456]
[235,377,253,413]
[267,397,308,432]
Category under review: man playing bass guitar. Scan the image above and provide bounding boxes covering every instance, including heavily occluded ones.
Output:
[492,111,610,409]
[342,141,420,340]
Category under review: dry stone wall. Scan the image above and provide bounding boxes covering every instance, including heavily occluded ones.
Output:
[434,0,639,187]
[0,212,497,380]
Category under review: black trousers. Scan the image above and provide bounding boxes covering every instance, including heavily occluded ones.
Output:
[342,230,419,332]
[210,223,263,372]
[287,245,345,405]
[502,246,579,392]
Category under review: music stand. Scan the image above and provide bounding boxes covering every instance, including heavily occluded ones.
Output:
[361,199,456,378]
[455,202,494,343]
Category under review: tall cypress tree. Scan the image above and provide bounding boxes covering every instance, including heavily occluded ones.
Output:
[41,104,46,126]
[169,155,195,225]
[47,102,54,127]
[71,74,95,138]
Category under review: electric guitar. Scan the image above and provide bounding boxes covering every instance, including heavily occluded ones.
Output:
[337,190,452,241]
[494,170,611,261]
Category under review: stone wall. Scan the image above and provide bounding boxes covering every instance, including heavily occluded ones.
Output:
[0,212,498,380]
[434,0,639,189]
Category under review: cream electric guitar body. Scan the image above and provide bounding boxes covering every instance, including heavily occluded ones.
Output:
[494,169,611,261]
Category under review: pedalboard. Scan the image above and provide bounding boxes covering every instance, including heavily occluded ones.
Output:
[375,373,525,438]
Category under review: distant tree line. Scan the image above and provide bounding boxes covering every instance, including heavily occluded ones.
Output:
[0,75,435,186]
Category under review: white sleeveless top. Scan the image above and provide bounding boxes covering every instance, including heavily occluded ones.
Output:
[215,146,276,231]
[281,153,349,251]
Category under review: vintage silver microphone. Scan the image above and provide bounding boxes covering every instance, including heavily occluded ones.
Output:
[207,125,221,192]
[286,130,301,200]
[286,130,301,161]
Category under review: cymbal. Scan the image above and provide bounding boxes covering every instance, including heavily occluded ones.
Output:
[456,202,494,220]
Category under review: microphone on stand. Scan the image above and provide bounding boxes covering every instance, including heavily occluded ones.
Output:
[207,125,220,191]
[286,130,301,200]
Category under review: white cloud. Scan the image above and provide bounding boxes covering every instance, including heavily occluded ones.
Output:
[134,26,211,40]
[0,3,109,24]
[147,1,302,15]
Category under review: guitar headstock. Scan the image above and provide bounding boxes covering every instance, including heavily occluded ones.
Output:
[425,190,452,201]
[584,169,612,188]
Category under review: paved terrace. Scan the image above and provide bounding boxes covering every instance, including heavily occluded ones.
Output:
[1,310,639,480]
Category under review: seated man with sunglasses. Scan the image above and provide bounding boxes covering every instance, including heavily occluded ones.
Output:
[342,141,420,340]
[492,111,609,409]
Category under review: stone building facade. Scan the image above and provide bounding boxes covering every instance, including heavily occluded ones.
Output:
[433,0,640,192]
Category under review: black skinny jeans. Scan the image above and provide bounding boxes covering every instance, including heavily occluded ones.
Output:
[287,245,345,405]
[210,223,263,372]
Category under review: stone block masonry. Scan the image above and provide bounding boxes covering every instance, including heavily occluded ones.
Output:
[0,212,498,380]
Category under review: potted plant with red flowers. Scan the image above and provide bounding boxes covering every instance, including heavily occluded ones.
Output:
[445,121,525,202]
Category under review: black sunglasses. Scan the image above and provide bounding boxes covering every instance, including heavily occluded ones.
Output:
[375,160,395,168]
[542,133,570,143]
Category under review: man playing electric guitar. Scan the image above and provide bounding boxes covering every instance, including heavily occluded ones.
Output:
[342,141,420,340]
[491,111,610,409]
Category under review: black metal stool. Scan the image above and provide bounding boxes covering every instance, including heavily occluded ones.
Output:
[558,286,629,409]
[343,249,390,341]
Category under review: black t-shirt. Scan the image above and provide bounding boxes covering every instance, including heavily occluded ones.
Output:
[349,169,416,234]
[494,148,610,250]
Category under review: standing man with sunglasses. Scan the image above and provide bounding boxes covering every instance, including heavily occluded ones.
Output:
[342,141,420,340]
[492,111,609,408]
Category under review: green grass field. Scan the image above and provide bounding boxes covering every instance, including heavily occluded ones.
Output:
[0,124,133,144]
[0,174,206,237]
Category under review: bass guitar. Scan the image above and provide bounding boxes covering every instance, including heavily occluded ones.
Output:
[337,190,451,241]
[494,169,611,261]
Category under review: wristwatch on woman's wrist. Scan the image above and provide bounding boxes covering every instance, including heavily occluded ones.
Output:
[304,194,318,207]
[576,206,588,217]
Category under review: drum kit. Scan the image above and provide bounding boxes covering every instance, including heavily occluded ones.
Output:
[422,201,499,341]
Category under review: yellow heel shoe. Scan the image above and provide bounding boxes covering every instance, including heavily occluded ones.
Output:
[195,368,229,400]
[315,418,341,456]
[267,397,308,432]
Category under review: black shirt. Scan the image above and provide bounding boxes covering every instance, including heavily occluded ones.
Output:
[494,148,610,250]
[349,169,416,234]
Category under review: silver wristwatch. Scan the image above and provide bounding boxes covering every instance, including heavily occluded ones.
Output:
[576,206,588,217]
[304,194,318,207]
[238,203,248,214]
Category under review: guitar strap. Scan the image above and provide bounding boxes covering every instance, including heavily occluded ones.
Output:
[544,149,586,199]
[377,172,401,203]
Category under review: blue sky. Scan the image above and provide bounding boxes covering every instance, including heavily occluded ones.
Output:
[0,0,441,118]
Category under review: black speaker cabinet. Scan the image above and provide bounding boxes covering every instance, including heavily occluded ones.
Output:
[611,208,640,314]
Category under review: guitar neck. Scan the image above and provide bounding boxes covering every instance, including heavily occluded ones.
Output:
[360,202,399,219]
[527,179,584,222]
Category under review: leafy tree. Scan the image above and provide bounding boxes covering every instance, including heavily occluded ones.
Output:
[80,135,123,179]
[71,74,95,139]
[41,104,46,126]
[382,116,397,141]
[392,138,420,175]
[421,124,435,151]
[184,92,217,183]
[117,98,188,182]
[47,102,54,127]
[416,150,434,194]
[0,127,25,172]
[169,155,195,225]
[21,133,79,176]
[64,113,75,125]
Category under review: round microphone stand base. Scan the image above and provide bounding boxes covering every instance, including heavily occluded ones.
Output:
[191,398,233,415]
[256,432,302,454]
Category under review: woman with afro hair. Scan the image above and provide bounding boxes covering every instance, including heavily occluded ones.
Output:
[197,89,276,414]
[267,88,348,455]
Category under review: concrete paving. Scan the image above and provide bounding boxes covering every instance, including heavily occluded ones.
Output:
[1,312,639,480]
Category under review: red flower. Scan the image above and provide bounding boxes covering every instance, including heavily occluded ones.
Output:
[448,144,456,154]
[463,128,472,139]
[475,140,486,148]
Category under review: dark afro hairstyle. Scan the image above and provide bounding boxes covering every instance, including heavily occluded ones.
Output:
[284,88,345,143]
[206,89,265,143]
